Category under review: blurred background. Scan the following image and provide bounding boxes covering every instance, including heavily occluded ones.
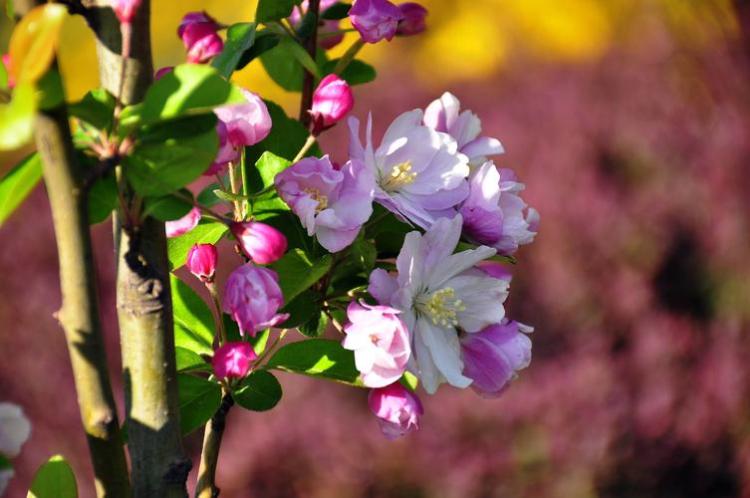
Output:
[2,0,750,496]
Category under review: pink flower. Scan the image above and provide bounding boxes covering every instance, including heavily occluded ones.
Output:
[310,74,354,135]
[476,261,513,282]
[204,120,241,175]
[289,0,344,50]
[349,0,404,43]
[111,0,142,24]
[396,2,427,36]
[343,301,411,387]
[212,342,257,379]
[154,66,173,80]
[223,265,289,337]
[214,89,272,149]
[178,11,224,63]
[368,383,423,439]
[230,221,287,265]
[186,243,218,282]
[165,207,201,238]
[460,319,533,397]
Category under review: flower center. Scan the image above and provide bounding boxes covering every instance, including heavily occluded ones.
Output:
[417,287,465,328]
[304,187,329,213]
[381,161,417,192]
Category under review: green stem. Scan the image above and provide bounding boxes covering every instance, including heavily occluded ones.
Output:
[333,38,365,75]
[240,147,250,220]
[206,282,228,346]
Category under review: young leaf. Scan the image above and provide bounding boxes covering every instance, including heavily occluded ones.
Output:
[267,339,361,385]
[68,89,116,131]
[236,30,280,70]
[143,191,194,222]
[197,183,224,208]
[0,153,41,226]
[87,173,118,225]
[0,83,36,151]
[233,370,282,411]
[212,22,257,78]
[167,220,228,270]
[271,248,333,302]
[27,455,77,498]
[260,38,305,92]
[176,347,210,373]
[255,0,295,22]
[171,274,215,356]
[322,59,376,86]
[255,151,291,192]
[177,374,221,435]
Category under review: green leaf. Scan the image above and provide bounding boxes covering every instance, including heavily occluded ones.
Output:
[321,2,350,19]
[35,70,64,110]
[0,455,11,470]
[167,220,228,270]
[400,371,419,391]
[176,347,210,373]
[197,183,224,208]
[6,0,13,21]
[0,83,36,151]
[0,153,42,226]
[87,173,118,224]
[250,328,271,356]
[27,455,77,498]
[298,310,328,338]
[246,100,317,164]
[254,151,290,192]
[140,64,245,124]
[68,88,116,131]
[284,37,321,78]
[255,0,295,22]
[322,59,376,86]
[233,370,282,411]
[0,56,7,89]
[212,22,257,78]
[260,37,326,92]
[143,191,194,221]
[125,115,218,197]
[271,248,332,302]
[171,274,215,356]
[177,374,221,435]
[267,339,361,385]
[236,30,280,70]
[279,289,320,329]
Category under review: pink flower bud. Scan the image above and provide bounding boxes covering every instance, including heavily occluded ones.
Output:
[310,74,354,135]
[214,89,273,149]
[212,342,257,379]
[349,0,404,43]
[204,120,241,176]
[178,11,224,63]
[111,0,142,24]
[368,383,423,440]
[396,2,427,36]
[223,265,289,337]
[231,221,287,265]
[165,207,201,238]
[154,66,173,80]
[186,243,218,282]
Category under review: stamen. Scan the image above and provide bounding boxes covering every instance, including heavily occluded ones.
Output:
[303,187,329,213]
[417,287,466,328]
[381,161,417,192]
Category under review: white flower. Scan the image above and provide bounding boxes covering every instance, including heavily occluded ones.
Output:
[0,403,30,458]
[0,468,13,496]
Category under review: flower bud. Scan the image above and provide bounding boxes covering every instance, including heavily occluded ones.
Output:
[214,89,273,148]
[396,2,427,36]
[310,74,354,135]
[205,120,240,175]
[223,265,289,336]
[186,243,218,282]
[178,11,224,63]
[165,207,201,238]
[154,66,173,80]
[368,383,423,439]
[111,0,142,24]
[212,342,257,379]
[231,221,287,265]
[349,0,404,43]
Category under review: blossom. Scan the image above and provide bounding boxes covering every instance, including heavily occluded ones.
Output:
[111,0,142,24]
[368,383,423,439]
[423,92,504,165]
[459,161,539,255]
[275,155,374,252]
[396,3,427,36]
[186,243,218,282]
[460,319,533,397]
[0,469,12,497]
[349,0,404,43]
[165,207,201,238]
[343,301,410,387]
[290,0,344,50]
[368,215,509,393]
[310,74,354,135]
[348,111,470,229]
[214,89,272,149]
[204,120,240,175]
[178,11,223,63]
[212,342,257,379]
[154,66,173,80]
[230,221,287,265]
[223,265,288,336]
[0,403,31,458]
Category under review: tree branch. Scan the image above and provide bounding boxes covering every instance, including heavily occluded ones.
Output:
[299,0,321,127]
[195,394,234,498]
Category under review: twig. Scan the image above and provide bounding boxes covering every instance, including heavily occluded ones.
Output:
[195,393,234,498]
[292,134,317,163]
[298,0,321,126]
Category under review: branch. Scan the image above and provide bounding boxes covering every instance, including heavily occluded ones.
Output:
[194,394,234,498]
[298,0,321,126]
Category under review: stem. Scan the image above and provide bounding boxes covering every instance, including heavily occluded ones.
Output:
[227,161,242,221]
[333,38,365,75]
[292,134,317,163]
[206,282,228,345]
[239,148,249,220]
[194,394,234,498]
[299,0,320,126]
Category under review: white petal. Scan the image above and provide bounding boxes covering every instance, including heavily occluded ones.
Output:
[416,319,472,390]
[450,274,509,332]
[427,246,496,289]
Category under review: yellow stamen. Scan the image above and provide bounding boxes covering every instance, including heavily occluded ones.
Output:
[381,161,417,192]
[304,187,329,213]
[417,287,466,328]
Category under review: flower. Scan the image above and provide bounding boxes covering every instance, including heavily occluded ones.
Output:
[423,92,504,165]
[310,74,354,135]
[396,3,427,36]
[165,207,201,238]
[214,89,272,149]
[111,0,142,24]
[349,0,404,43]
[204,120,241,175]
[186,243,218,282]
[348,111,470,229]
[154,66,173,80]
[368,215,509,393]
[230,221,287,265]
[290,0,344,50]
[223,265,288,336]
[0,468,12,496]
[275,155,374,252]
[343,301,410,387]
[368,383,423,439]
[460,319,533,397]
[178,11,223,63]
[212,342,257,379]
[0,403,31,458]
[459,161,539,255]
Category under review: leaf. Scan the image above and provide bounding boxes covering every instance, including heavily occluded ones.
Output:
[271,248,333,302]
[236,31,280,70]
[143,191,194,221]
[255,151,291,192]
[267,339,361,385]
[0,57,7,89]
[322,59,376,86]
[140,64,245,124]
[284,37,321,78]
[255,0,296,22]
[27,455,77,498]
[87,173,118,225]
[279,290,320,329]
[177,374,221,435]
[167,220,228,270]
[212,22,257,78]
[246,100,317,165]
[175,347,210,373]
[321,2,351,20]
[298,310,328,338]
[9,4,67,85]
[197,183,224,208]
[68,89,116,131]
[171,274,215,356]
[35,69,64,110]
[0,153,41,226]
[0,83,36,150]
[233,370,282,411]
[400,371,419,391]
[260,37,325,92]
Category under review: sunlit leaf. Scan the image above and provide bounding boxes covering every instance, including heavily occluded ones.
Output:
[27,455,77,498]
[267,339,361,385]
[0,153,41,226]
[0,83,36,150]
